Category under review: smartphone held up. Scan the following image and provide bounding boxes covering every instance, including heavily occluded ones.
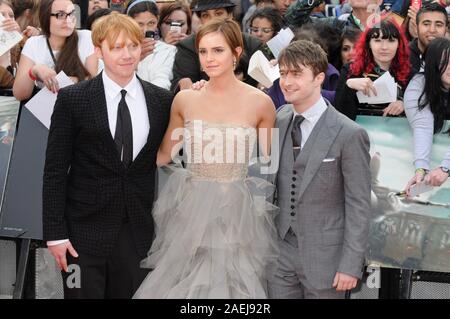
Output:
[145,30,155,38]
[169,21,182,34]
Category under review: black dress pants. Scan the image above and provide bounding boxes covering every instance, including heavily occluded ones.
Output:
[62,222,149,299]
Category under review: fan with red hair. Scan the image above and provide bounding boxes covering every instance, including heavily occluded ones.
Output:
[350,18,410,86]
[334,18,411,121]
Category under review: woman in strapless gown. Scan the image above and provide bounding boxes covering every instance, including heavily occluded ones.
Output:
[133,19,278,299]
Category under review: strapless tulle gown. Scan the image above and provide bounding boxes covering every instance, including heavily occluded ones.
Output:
[133,120,278,298]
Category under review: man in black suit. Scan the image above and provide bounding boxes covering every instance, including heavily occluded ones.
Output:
[43,12,173,299]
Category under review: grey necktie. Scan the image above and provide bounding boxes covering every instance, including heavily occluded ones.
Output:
[291,115,305,160]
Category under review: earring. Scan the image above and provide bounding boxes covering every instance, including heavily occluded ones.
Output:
[233,59,237,70]
[200,65,204,72]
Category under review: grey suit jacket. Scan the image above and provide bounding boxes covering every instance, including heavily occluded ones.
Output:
[272,102,371,289]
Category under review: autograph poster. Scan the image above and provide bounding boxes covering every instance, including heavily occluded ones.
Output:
[357,116,450,273]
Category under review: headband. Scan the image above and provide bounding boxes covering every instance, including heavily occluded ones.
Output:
[126,0,156,15]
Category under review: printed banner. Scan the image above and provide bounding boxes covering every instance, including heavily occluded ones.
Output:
[357,116,450,273]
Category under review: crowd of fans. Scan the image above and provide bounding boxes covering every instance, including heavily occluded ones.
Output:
[0,0,449,188]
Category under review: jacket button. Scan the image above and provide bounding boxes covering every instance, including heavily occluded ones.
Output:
[290,212,296,216]
[292,177,297,181]
[290,198,295,202]
[291,191,295,195]
[290,205,295,209]
[293,170,297,175]
[291,184,296,188]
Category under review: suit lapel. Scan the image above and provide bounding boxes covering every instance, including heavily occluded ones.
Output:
[90,73,121,161]
[296,106,342,201]
[272,105,294,184]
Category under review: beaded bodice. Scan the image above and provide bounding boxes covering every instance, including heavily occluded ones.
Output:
[184,120,257,182]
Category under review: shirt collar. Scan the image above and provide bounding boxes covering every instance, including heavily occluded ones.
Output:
[350,12,364,31]
[292,97,328,123]
[102,71,139,101]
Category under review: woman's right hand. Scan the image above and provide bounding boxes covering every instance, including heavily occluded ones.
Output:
[164,32,188,45]
[23,26,41,38]
[346,78,377,96]
[1,17,21,33]
[140,38,156,61]
[33,64,59,93]
[383,100,404,116]
[407,6,419,38]
[405,170,426,197]
[408,5,419,21]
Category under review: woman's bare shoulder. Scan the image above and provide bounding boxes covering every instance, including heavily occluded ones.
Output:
[173,88,202,101]
[173,89,204,107]
[241,84,275,111]
[172,89,204,118]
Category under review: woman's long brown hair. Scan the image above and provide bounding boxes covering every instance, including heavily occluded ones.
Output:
[39,0,91,81]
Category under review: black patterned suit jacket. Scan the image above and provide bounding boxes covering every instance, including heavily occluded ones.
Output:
[43,73,173,257]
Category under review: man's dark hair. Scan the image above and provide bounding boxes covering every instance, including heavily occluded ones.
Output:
[416,2,449,26]
[278,40,328,77]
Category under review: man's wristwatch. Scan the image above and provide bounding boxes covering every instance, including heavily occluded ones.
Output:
[415,168,428,175]
[440,166,450,176]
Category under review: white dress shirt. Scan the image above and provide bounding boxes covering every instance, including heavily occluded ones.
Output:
[102,71,150,160]
[292,96,328,148]
[47,72,150,247]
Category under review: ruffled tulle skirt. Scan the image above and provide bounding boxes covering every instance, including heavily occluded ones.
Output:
[133,165,279,299]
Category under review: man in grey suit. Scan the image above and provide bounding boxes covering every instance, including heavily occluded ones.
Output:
[267,40,371,299]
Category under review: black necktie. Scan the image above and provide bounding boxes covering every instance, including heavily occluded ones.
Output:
[291,115,305,161]
[114,89,133,168]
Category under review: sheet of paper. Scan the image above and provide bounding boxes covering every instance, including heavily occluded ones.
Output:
[409,182,434,197]
[25,72,75,129]
[356,71,397,104]
[266,27,294,60]
[248,50,280,88]
[0,14,23,56]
